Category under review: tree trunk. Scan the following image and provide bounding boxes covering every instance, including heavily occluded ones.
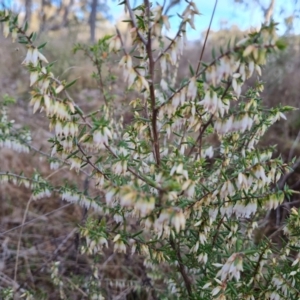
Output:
[89,0,98,43]
[40,0,47,32]
[25,0,32,24]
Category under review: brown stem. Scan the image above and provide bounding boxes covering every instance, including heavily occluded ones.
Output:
[195,0,218,74]
[211,217,224,249]
[154,21,185,64]
[145,0,161,166]
[187,114,214,157]
[188,79,231,157]
[170,237,193,298]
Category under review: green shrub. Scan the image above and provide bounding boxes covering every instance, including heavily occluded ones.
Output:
[1,2,300,299]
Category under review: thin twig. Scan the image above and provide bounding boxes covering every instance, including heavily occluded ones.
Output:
[154,22,184,64]
[13,195,33,286]
[125,0,147,46]
[277,158,300,189]
[0,203,72,236]
[144,0,161,166]
[195,0,218,74]
[288,129,300,162]
[169,237,192,298]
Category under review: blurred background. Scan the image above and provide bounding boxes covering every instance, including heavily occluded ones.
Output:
[0,0,300,298]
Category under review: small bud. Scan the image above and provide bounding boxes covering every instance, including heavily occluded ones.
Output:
[3,21,9,38]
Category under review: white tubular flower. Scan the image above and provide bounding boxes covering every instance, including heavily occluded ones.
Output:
[11,28,18,42]
[170,44,177,65]
[180,87,186,105]
[204,146,214,158]
[139,75,149,92]
[152,5,163,22]
[211,285,222,297]
[219,56,232,80]
[199,91,227,116]
[216,253,243,282]
[220,180,235,198]
[199,91,214,113]
[160,54,167,76]
[99,237,108,249]
[171,92,180,108]
[233,114,253,133]
[135,197,155,217]
[42,94,51,111]
[31,48,39,66]
[162,15,170,30]
[206,65,217,86]
[239,63,246,81]
[236,173,248,190]
[236,37,249,46]
[253,165,267,182]
[22,47,48,66]
[187,77,197,100]
[108,35,121,52]
[61,191,80,203]
[126,68,137,89]
[69,157,81,172]
[161,78,168,91]
[152,22,162,37]
[114,240,126,254]
[199,233,207,245]
[113,160,127,175]
[40,78,50,94]
[129,239,136,255]
[30,71,39,86]
[55,120,63,136]
[22,47,34,65]
[255,64,262,76]
[171,210,186,233]
[247,60,255,78]
[93,127,112,148]
[232,74,242,98]
[30,96,42,114]
[197,253,208,264]
[55,85,64,94]
[119,54,132,70]
[265,194,280,210]
[38,50,48,64]
[50,161,60,170]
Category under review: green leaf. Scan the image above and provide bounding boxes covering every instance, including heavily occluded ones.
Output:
[65,150,79,160]
[189,64,195,76]
[13,14,18,24]
[65,79,77,89]
[74,105,84,117]
[23,21,28,32]
[31,32,37,42]
[212,47,216,60]
[131,230,144,238]
[38,42,47,50]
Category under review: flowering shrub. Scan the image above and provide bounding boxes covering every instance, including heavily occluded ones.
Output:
[1,1,300,299]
